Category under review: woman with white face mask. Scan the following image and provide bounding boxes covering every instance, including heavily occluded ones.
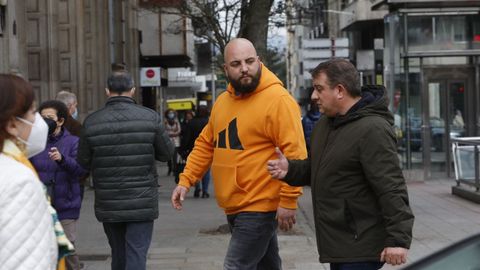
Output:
[0,74,58,270]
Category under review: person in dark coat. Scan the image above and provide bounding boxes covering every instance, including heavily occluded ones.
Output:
[302,98,321,151]
[77,71,174,270]
[180,105,211,198]
[30,100,86,270]
[56,90,87,199]
[268,59,414,270]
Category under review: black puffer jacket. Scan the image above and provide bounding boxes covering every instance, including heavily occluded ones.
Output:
[77,96,174,222]
[285,85,414,263]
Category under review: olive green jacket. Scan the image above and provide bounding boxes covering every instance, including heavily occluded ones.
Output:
[285,85,414,263]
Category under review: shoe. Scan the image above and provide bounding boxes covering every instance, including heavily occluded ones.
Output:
[201,192,210,198]
[194,189,200,198]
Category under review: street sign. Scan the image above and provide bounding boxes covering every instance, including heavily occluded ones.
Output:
[140,67,161,86]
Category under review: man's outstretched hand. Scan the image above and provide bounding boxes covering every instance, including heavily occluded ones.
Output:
[171,185,188,210]
[267,147,289,179]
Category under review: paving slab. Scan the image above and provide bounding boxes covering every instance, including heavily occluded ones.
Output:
[76,165,480,270]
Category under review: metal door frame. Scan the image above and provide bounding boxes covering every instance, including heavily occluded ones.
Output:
[423,66,473,178]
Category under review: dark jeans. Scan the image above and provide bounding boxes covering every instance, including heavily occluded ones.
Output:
[201,168,211,193]
[330,262,385,270]
[224,212,281,270]
[194,168,211,194]
[103,221,154,270]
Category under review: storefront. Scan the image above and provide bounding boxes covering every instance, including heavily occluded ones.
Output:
[380,1,480,179]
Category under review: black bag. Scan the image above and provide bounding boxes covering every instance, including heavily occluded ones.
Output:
[45,167,58,207]
[174,152,186,184]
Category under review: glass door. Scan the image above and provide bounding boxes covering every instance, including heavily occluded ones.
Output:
[426,79,467,178]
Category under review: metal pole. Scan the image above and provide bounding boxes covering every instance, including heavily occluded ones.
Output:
[475,145,479,192]
[211,41,216,104]
[403,13,412,170]
[158,86,164,122]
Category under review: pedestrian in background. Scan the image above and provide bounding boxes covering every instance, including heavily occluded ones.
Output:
[164,108,181,177]
[56,90,89,199]
[176,110,194,184]
[268,59,414,270]
[171,38,307,270]
[180,105,211,198]
[56,91,82,136]
[0,74,58,270]
[302,97,321,152]
[77,70,174,270]
[30,100,86,270]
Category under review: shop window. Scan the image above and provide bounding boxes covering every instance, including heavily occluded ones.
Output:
[407,16,474,50]
[407,17,434,46]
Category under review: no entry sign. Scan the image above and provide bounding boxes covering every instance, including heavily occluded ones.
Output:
[140,67,161,86]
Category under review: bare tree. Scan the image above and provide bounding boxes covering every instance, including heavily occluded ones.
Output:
[144,0,278,60]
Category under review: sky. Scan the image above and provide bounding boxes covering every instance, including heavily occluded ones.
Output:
[268,26,287,51]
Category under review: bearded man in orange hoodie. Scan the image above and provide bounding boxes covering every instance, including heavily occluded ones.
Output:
[171,38,307,270]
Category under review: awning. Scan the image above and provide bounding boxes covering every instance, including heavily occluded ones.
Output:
[140,55,194,68]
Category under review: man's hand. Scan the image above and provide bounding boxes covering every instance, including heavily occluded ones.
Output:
[267,147,289,179]
[276,207,296,231]
[171,185,188,210]
[380,247,408,266]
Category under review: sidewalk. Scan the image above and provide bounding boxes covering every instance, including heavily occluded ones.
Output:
[76,164,326,270]
[76,165,480,269]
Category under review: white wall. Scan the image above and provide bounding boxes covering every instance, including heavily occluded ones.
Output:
[138,9,160,55]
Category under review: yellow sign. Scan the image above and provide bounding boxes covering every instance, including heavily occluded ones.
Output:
[166,98,196,111]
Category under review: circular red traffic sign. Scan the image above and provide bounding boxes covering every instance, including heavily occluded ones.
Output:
[146,69,155,78]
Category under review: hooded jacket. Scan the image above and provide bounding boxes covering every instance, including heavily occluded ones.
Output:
[285,85,414,263]
[179,64,307,214]
[30,128,85,220]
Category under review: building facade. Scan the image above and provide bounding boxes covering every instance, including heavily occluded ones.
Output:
[374,0,480,180]
[0,0,139,119]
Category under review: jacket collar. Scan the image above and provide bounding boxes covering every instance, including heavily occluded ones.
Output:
[48,128,69,144]
[106,96,136,105]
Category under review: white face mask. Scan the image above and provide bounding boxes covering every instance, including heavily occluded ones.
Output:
[71,108,79,120]
[16,112,49,158]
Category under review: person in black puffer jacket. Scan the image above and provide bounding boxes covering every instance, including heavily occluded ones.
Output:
[77,71,174,270]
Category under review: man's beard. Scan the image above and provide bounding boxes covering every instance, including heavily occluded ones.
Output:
[229,68,261,94]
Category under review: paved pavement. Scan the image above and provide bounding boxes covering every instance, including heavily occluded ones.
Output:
[76,164,480,270]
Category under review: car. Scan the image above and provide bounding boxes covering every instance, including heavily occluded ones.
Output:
[404,117,464,152]
[401,233,480,270]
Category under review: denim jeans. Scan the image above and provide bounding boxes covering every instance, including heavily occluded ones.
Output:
[202,168,211,193]
[103,221,154,270]
[224,212,281,270]
[330,262,385,270]
[194,169,211,196]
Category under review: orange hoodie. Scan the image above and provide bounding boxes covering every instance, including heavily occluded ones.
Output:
[179,64,307,214]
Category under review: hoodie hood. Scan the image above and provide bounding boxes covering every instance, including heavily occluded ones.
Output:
[226,64,283,99]
[331,85,393,128]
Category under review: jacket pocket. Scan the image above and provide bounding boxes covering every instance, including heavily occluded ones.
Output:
[345,197,382,239]
[211,163,248,209]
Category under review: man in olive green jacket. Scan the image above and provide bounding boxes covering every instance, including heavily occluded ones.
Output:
[268,59,414,270]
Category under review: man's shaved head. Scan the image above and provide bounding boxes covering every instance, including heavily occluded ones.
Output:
[224,38,258,62]
[223,38,261,94]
